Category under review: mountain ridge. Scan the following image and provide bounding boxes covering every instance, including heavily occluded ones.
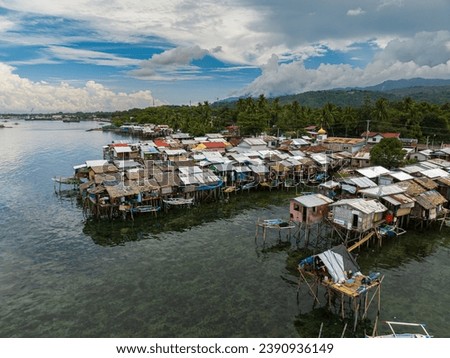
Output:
[215,78,450,107]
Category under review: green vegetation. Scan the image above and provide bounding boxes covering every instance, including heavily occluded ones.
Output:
[110,90,450,143]
[370,138,407,169]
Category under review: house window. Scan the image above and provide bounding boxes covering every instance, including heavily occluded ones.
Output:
[372,138,376,141]
[294,204,300,211]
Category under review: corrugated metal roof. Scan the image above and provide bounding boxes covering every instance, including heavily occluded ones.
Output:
[352,151,371,160]
[286,158,302,166]
[164,149,187,156]
[310,153,329,165]
[383,193,415,206]
[292,138,310,146]
[387,171,413,181]
[330,198,387,214]
[178,166,203,175]
[415,190,447,209]
[421,168,449,179]
[436,176,450,186]
[400,165,424,174]
[396,180,427,197]
[356,166,390,179]
[249,164,269,174]
[114,146,132,153]
[243,138,267,146]
[113,160,142,170]
[293,193,334,207]
[227,153,249,163]
[419,161,439,169]
[358,184,405,197]
[203,152,225,163]
[414,177,438,190]
[343,176,377,188]
[141,145,159,154]
[233,165,251,173]
[428,158,450,168]
[86,159,108,168]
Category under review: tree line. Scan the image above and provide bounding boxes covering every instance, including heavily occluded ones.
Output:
[111,95,450,143]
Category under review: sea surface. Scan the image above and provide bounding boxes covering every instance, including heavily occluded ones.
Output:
[0,120,449,338]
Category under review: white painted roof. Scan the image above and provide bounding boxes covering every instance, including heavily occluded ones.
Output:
[330,198,387,214]
[358,184,405,197]
[86,160,109,167]
[356,166,390,179]
[293,193,334,207]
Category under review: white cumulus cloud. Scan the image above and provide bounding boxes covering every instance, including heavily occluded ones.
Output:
[347,8,365,16]
[239,31,450,97]
[130,45,210,80]
[0,63,163,113]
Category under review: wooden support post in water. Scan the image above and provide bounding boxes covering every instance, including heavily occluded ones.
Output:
[298,269,321,305]
[371,315,379,337]
[353,298,360,332]
[318,322,324,338]
[364,291,369,318]
[340,323,348,338]
[327,287,332,309]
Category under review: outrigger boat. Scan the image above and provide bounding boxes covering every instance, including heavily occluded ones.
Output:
[368,321,432,338]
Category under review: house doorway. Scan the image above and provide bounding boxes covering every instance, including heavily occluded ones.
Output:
[352,214,358,228]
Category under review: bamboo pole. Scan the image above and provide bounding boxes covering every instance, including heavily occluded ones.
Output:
[318,322,324,338]
[371,315,379,337]
[361,275,384,320]
[353,299,360,332]
[298,269,321,305]
[340,323,348,338]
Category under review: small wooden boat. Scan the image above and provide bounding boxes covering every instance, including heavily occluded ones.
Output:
[163,197,194,206]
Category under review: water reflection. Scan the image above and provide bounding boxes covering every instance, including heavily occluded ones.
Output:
[81,191,294,246]
[294,307,374,338]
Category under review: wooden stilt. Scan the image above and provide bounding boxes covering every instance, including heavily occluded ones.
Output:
[298,269,321,305]
[340,323,348,338]
[353,299,360,332]
[328,288,332,309]
[318,322,324,338]
[371,315,379,337]
[361,276,384,319]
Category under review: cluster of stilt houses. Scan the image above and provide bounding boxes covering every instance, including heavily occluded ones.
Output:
[55,125,450,233]
[53,124,450,336]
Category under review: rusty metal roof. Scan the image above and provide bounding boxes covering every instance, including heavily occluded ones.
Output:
[414,177,438,190]
[414,190,447,209]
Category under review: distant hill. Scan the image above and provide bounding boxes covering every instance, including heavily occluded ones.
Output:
[215,78,450,108]
[360,78,450,91]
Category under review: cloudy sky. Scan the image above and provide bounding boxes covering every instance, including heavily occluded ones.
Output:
[1,0,449,113]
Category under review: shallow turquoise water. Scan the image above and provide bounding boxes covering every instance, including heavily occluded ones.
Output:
[0,120,449,338]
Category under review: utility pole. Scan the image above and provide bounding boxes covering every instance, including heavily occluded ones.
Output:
[365,119,370,143]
